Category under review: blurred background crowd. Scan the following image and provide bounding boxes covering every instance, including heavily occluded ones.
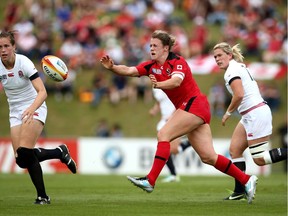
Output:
[2,0,286,114]
[4,0,287,64]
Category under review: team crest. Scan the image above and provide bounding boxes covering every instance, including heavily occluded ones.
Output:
[177,65,183,70]
[18,70,24,78]
[166,68,171,76]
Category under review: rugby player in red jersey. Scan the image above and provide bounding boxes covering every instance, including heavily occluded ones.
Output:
[100,30,257,204]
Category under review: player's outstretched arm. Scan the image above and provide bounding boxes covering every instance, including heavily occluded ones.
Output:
[100,55,139,77]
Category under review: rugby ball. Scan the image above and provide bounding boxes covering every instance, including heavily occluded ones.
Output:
[41,55,68,82]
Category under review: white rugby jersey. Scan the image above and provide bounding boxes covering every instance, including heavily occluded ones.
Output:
[224,59,264,113]
[152,88,175,120]
[0,54,39,106]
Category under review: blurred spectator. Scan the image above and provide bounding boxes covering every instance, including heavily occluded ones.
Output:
[54,61,77,102]
[262,31,284,63]
[91,72,109,108]
[182,0,212,21]
[82,27,100,68]
[209,80,227,117]
[13,18,37,59]
[188,16,207,57]
[128,77,153,104]
[111,123,124,137]
[153,0,175,17]
[261,83,281,112]
[58,33,83,68]
[242,23,260,58]
[95,119,110,137]
[170,24,190,57]
[280,37,288,64]
[15,30,38,59]
[35,29,54,60]
[109,75,129,105]
[114,8,135,37]
[122,30,145,65]
[105,37,124,64]
[124,0,147,28]
[143,1,166,30]
[221,10,240,45]
[207,0,227,25]
[4,0,21,30]
[25,0,52,26]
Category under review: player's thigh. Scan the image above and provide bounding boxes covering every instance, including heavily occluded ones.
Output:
[229,122,248,158]
[187,124,217,165]
[19,120,44,148]
[158,109,203,141]
[10,125,22,153]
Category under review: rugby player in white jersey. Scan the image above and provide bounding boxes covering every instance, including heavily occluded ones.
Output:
[213,42,287,200]
[0,31,77,205]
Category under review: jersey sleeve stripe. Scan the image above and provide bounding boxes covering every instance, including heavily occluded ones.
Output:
[228,76,241,85]
[172,71,185,80]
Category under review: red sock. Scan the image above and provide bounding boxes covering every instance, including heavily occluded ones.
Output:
[214,154,250,185]
[147,141,170,186]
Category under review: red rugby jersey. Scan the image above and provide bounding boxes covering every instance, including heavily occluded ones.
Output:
[136,52,202,108]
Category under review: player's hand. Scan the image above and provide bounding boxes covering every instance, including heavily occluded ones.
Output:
[22,108,35,124]
[100,55,114,70]
[149,74,157,88]
[149,108,157,116]
[221,112,231,126]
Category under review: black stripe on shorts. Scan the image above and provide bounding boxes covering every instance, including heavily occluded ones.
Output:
[184,96,196,112]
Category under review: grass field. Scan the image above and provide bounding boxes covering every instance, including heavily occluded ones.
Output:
[0,173,286,216]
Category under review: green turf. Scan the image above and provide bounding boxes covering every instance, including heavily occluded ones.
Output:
[0,173,286,216]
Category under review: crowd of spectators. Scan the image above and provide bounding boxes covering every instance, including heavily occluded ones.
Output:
[94,118,124,137]
[2,0,286,109]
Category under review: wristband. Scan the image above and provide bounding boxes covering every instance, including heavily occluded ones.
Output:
[225,111,232,116]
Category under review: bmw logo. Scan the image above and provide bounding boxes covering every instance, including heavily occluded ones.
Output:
[103,147,124,169]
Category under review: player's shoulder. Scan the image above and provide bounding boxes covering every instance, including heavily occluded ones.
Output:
[16,54,31,62]
[139,59,155,66]
[167,52,182,61]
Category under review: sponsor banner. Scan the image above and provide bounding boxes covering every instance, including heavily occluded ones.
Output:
[0,138,78,174]
[78,138,270,176]
[0,137,270,176]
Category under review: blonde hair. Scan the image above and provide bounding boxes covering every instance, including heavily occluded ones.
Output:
[213,42,244,62]
[151,30,176,51]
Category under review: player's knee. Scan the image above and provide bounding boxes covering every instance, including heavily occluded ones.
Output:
[157,129,172,142]
[15,147,36,168]
[252,158,266,166]
[200,155,215,165]
[249,141,271,165]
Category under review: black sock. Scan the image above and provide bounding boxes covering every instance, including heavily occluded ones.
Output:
[27,153,47,198]
[233,160,246,193]
[269,148,287,163]
[166,155,176,176]
[180,140,191,152]
[34,147,62,162]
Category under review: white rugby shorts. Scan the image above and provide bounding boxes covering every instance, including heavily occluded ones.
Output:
[9,102,47,127]
[240,104,272,140]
